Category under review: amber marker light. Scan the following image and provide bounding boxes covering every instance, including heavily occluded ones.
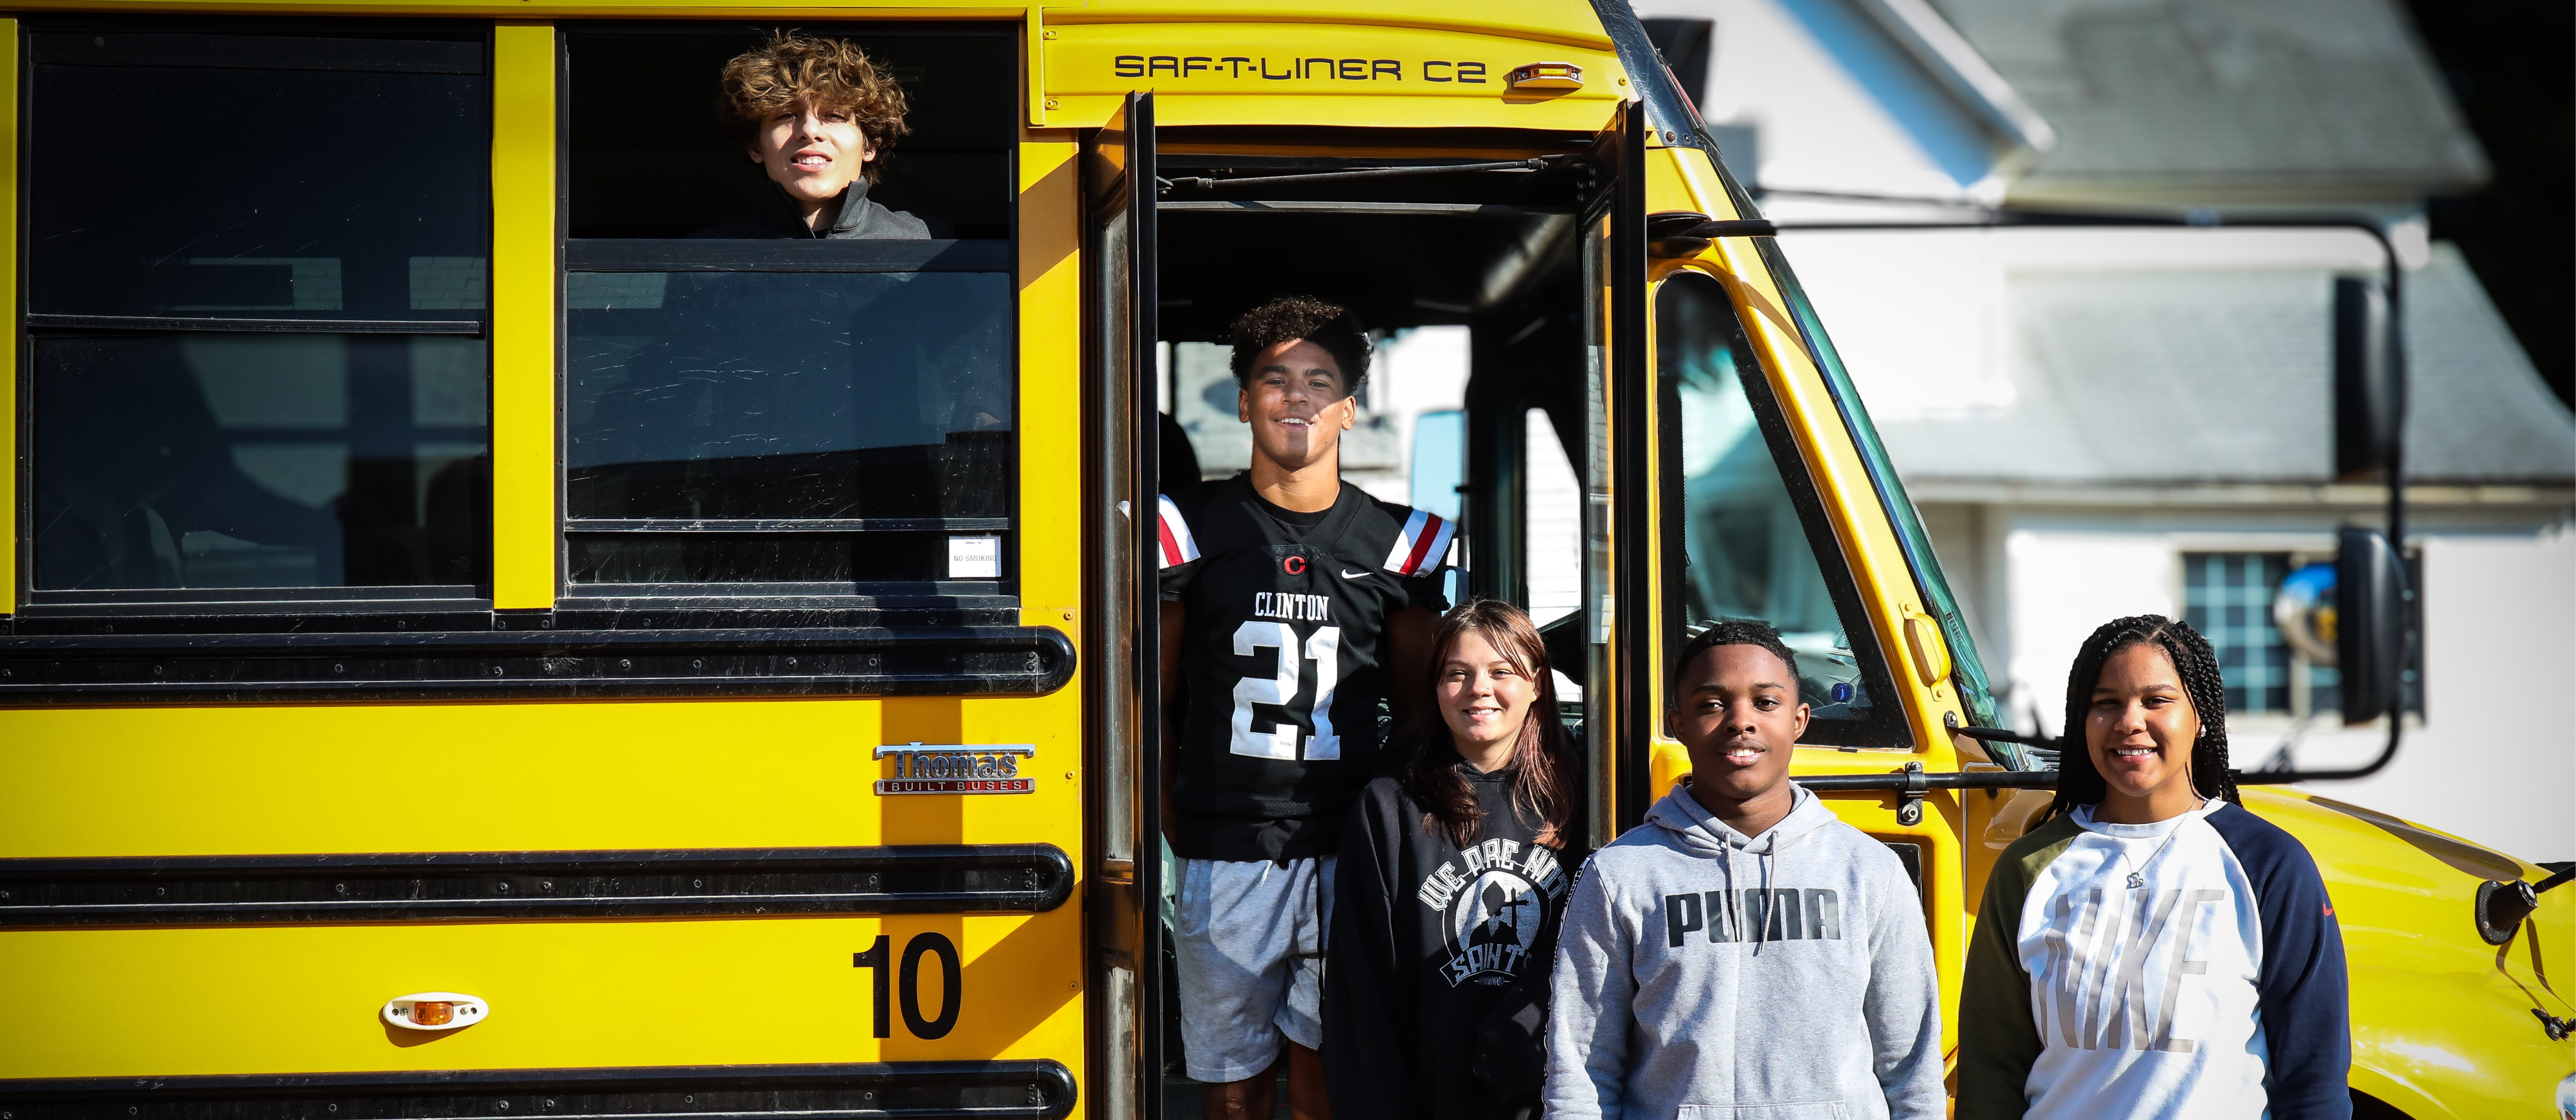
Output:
[1506,62,1583,91]
[383,992,491,1032]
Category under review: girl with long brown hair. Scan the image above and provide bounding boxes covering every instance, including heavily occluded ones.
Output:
[1321,599,1584,1120]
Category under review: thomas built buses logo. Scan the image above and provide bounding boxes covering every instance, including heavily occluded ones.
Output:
[872,743,1036,795]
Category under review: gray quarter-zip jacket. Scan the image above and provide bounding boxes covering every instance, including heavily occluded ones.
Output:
[1543,783,1945,1120]
[691,178,931,240]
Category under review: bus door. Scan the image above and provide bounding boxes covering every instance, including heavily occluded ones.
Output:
[1583,100,1652,845]
[1081,90,1163,1120]
[1460,100,1650,847]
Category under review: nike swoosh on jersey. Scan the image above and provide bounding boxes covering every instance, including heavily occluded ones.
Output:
[1339,569,1371,579]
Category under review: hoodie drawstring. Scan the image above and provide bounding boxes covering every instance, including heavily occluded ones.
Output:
[1722,838,1739,951]
[1750,832,1774,956]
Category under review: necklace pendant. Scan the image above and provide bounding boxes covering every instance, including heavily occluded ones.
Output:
[2125,872,2146,888]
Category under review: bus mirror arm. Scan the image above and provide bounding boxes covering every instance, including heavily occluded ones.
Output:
[1959,725,2053,747]
[1671,199,2416,790]
[1793,767,2057,793]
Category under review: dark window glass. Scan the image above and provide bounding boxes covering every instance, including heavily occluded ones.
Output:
[559,23,1015,593]
[564,269,1012,586]
[566,270,1011,522]
[21,25,493,603]
[1659,273,1907,746]
[33,334,490,591]
[564,26,1013,239]
[26,32,488,323]
[568,531,990,585]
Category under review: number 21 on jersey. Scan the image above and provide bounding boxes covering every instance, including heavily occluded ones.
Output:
[1231,622,1341,760]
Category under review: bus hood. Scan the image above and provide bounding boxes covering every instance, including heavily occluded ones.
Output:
[2243,786,2574,1117]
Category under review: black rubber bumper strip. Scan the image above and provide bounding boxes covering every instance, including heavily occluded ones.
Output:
[0,1061,1078,1120]
[0,625,1075,702]
[0,844,1073,925]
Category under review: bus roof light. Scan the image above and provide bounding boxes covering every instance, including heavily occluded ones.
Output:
[1507,63,1583,92]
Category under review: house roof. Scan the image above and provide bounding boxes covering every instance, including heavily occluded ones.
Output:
[1872,244,2576,486]
[1925,0,2489,203]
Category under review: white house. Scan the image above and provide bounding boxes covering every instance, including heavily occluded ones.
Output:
[1639,0,2576,860]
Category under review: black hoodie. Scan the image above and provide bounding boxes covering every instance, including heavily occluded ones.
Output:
[1324,754,1583,1120]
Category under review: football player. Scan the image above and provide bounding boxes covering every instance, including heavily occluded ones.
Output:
[1158,296,1453,1120]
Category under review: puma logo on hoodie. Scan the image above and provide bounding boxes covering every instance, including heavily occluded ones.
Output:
[1543,783,1947,1120]
[1664,887,1842,945]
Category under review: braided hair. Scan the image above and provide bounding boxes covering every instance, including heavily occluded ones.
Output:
[2048,614,2240,821]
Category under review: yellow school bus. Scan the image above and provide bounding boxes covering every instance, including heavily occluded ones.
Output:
[0,2,2564,1119]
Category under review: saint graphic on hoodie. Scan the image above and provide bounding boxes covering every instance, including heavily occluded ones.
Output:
[1326,757,1582,1120]
[1435,844,1565,986]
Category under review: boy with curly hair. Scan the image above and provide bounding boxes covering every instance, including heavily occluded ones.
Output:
[705,31,928,239]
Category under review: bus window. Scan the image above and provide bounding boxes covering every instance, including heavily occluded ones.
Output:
[560,26,1015,595]
[1657,272,1910,748]
[565,26,1013,240]
[562,264,1012,587]
[24,25,491,599]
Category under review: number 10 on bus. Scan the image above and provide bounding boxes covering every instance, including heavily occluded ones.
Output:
[851,933,962,1040]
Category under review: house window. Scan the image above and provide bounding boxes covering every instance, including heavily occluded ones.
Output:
[2182,554,2297,714]
[2181,551,2419,718]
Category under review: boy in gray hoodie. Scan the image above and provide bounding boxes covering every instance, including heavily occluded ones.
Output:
[1543,621,1946,1120]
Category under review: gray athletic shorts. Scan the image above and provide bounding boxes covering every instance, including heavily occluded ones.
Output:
[1172,854,1336,1083]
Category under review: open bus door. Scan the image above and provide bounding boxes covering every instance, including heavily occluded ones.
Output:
[1580,100,1652,848]
[1082,90,1162,1120]
[1079,90,1660,1115]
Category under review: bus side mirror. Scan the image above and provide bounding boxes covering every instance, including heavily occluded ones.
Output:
[2333,276,2399,480]
[2335,525,2409,725]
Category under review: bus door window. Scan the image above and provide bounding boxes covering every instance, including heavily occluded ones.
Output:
[559,26,1016,594]
[23,25,492,599]
[1656,272,1911,749]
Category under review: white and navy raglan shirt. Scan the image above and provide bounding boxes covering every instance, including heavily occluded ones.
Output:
[1157,475,1453,863]
[1957,800,2351,1120]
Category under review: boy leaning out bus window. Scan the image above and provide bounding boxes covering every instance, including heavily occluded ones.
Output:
[700,31,929,240]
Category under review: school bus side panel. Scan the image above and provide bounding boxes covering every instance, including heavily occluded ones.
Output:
[0,50,1095,1083]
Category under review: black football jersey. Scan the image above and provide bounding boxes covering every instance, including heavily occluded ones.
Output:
[1159,476,1455,861]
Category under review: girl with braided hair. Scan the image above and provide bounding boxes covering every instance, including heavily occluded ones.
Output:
[2043,615,2242,820]
[1957,615,2352,1120]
